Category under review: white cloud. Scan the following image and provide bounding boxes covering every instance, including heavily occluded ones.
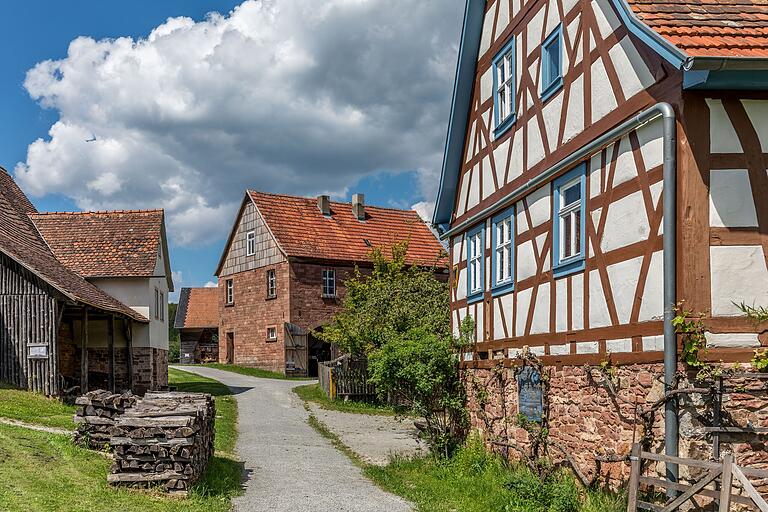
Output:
[411,200,435,223]
[204,281,217,288]
[170,270,184,302]
[15,0,462,245]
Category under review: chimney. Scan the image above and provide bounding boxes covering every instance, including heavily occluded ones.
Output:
[317,195,331,216]
[352,193,365,221]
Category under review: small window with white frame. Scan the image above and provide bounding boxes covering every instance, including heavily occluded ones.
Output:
[246,230,256,256]
[322,269,336,297]
[492,38,516,136]
[466,226,485,301]
[553,163,586,277]
[492,207,514,292]
[266,326,277,341]
[266,269,276,298]
[226,279,234,305]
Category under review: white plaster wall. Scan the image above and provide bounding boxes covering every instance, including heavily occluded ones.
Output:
[576,341,599,354]
[482,156,495,200]
[710,245,768,316]
[609,36,654,101]
[606,338,632,353]
[705,332,760,349]
[516,287,532,335]
[638,118,664,169]
[639,251,664,322]
[606,255,643,324]
[456,268,468,301]
[591,0,620,39]
[555,278,568,332]
[452,236,464,266]
[707,99,743,153]
[571,273,584,331]
[612,136,638,188]
[475,302,484,342]
[709,169,758,227]
[743,100,768,151]
[589,270,612,328]
[591,57,618,124]
[550,344,570,356]
[564,74,585,144]
[643,335,664,352]
[517,240,537,281]
[600,191,650,253]
[530,283,550,334]
[527,184,551,228]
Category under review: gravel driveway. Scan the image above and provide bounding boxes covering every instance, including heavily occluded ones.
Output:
[173,366,411,512]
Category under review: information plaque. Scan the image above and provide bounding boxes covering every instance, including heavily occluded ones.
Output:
[517,366,543,422]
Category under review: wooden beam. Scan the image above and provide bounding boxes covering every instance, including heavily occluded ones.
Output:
[80,308,89,393]
[108,315,115,393]
[126,319,133,391]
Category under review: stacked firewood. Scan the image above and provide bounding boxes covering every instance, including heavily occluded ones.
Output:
[106,391,215,495]
[73,390,138,449]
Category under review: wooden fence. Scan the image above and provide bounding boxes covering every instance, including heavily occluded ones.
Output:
[627,443,768,511]
[317,355,376,401]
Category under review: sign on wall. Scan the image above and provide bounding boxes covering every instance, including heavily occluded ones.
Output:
[517,366,543,422]
[27,344,49,359]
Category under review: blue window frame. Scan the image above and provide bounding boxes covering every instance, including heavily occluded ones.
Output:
[466,224,485,304]
[553,163,586,278]
[492,37,516,138]
[541,25,563,102]
[491,206,515,296]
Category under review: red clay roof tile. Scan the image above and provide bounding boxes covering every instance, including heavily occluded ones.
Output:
[175,287,219,329]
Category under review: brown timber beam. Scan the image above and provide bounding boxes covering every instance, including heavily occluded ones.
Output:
[80,308,89,393]
[126,319,133,391]
[108,314,115,393]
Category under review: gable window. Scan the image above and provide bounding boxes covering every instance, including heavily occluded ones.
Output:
[553,163,586,278]
[266,269,277,298]
[266,326,277,341]
[246,230,256,256]
[492,38,516,137]
[154,288,160,319]
[226,279,234,305]
[466,225,485,303]
[541,25,563,101]
[492,207,514,294]
[322,269,336,298]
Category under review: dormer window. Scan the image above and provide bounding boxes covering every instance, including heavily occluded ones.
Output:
[541,25,563,101]
[246,230,256,256]
[493,38,516,137]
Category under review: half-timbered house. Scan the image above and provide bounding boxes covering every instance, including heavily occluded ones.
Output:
[215,190,446,377]
[435,0,768,484]
[0,168,172,395]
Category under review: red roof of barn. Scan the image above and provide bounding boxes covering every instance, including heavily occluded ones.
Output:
[225,190,446,270]
[174,287,219,329]
[627,0,768,57]
[30,210,167,281]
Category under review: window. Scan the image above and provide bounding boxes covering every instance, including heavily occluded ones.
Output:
[492,38,516,137]
[266,326,277,341]
[322,269,337,297]
[266,269,276,298]
[541,25,563,101]
[246,230,256,256]
[466,225,485,302]
[159,292,164,321]
[492,207,514,294]
[226,279,234,305]
[154,288,160,319]
[553,164,586,277]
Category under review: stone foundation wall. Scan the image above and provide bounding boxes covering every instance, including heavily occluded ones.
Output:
[132,347,168,395]
[464,363,768,490]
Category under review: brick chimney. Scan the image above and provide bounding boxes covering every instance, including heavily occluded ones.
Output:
[317,195,331,216]
[352,193,365,221]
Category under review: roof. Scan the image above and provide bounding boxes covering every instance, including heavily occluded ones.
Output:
[174,287,219,329]
[30,210,173,290]
[627,0,768,57]
[0,169,148,322]
[218,190,446,272]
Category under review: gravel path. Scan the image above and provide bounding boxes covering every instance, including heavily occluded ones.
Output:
[173,366,411,512]
[308,404,424,466]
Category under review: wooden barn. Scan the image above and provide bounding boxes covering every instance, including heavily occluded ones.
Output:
[434,0,768,486]
[174,287,219,364]
[1,168,172,395]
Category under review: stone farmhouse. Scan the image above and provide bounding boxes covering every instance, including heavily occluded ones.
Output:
[174,287,219,364]
[215,190,447,377]
[434,0,768,484]
[0,168,173,395]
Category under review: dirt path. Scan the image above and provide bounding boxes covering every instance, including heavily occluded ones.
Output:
[0,417,71,436]
[173,365,411,512]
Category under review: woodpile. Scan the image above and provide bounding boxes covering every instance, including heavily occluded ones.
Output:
[73,390,138,449]
[106,391,215,495]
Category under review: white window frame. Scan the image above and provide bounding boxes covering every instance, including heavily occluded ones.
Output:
[246,230,256,256]
[558,178,582,263]
[322,269,337,298]
[492,37,516,136]
[494,215,513,286]
[468,230,484,296]
[266,326,277,341]
[266,269,276,298]
[226,279,234,305]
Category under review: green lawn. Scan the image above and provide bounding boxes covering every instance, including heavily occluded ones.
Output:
[197,363,311,381]
[365,439,626,512]
[0,382,76,429]
[293,383,399,416]
[0,369,242,512]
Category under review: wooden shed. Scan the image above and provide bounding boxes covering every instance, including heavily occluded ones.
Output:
[174,287,219,364]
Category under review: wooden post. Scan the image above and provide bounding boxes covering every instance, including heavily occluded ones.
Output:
[627,443,641,512]
[80,308,89,393]
[126,319,133,391]
[108,315,115,393]
[719,453,733,512]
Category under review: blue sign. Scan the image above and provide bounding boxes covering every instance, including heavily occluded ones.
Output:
[517,366,543,422]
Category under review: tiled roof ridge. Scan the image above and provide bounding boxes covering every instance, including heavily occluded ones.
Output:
[30,208,164,216]
[247,189,424,216]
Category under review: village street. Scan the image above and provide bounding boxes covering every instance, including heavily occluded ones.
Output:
[174,365,412,512]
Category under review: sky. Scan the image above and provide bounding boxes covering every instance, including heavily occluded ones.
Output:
[1,0,464,299]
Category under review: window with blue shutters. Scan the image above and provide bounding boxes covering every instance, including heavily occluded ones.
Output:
[553,163,586,278]
[492,38,516,137]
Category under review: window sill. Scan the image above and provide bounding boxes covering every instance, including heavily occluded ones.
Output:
[493,114,516,140]
[266,338,277,343]
[265,295,277,301]
[541,77,563,103]
[321,294,338,299]
[224,303,234,308]
[553,257,585,279]
[467,292,484,305]
[491,281,515,297]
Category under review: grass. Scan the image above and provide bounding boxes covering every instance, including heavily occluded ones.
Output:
[293,383,400,416]
[364,437,626,512]
[0,369,243,512]
[197,362,311,381]
[0,382,76,429]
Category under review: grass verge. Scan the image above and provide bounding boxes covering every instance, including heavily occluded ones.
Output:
[293,383,399,416]
[197,363,311,381]
[0,369,242,512]
[0,382,76,430]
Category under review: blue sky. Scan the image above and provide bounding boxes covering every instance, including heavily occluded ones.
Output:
[2,1,462,299]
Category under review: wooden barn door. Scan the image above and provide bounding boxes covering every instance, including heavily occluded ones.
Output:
[284,323,308,377]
